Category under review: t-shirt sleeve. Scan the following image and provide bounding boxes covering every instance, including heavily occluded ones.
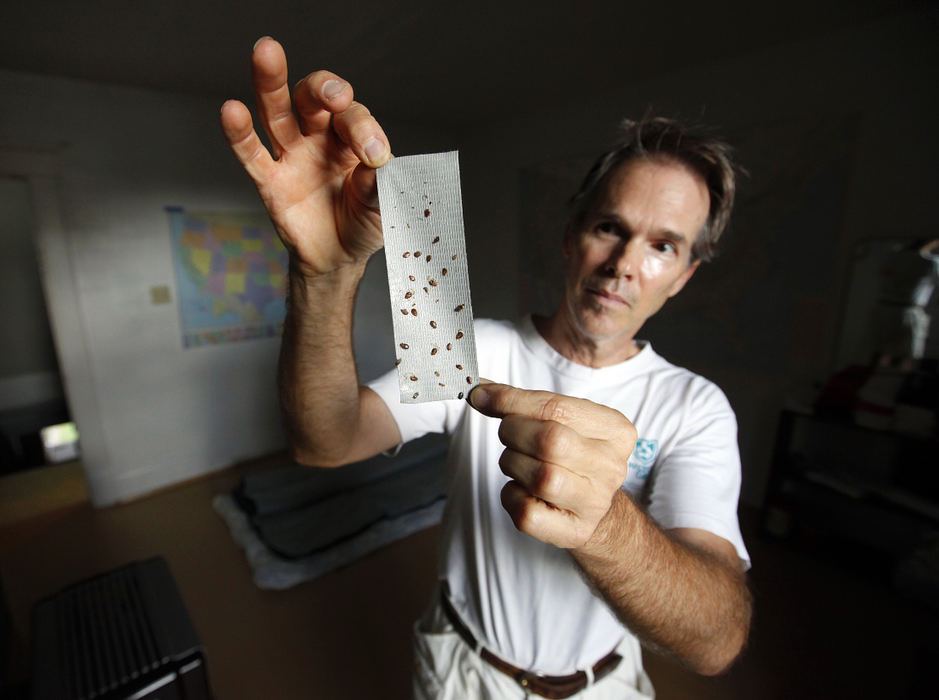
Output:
[367,367,460,445]
[645,382,751,570]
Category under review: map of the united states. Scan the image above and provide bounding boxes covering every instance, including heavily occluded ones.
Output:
[169,208,288,348]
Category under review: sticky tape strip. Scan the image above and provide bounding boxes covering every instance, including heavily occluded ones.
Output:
[376,152,479,403]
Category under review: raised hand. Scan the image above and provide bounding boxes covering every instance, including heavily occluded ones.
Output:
[468,382,637,549]
[220,37,392,278]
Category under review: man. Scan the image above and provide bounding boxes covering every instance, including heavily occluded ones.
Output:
[221,37,751,699]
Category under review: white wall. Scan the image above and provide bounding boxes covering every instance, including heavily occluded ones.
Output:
[0,69,454,505]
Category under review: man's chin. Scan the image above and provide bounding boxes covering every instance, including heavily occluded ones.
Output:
[572,308,636,343]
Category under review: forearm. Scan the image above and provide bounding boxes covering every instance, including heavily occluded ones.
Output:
[572,491,751,675]
[279,257,370,465]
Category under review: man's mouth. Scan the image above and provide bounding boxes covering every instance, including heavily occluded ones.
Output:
[586,287,632,308]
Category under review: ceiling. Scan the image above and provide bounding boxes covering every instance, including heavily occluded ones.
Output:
[0,1,920,127]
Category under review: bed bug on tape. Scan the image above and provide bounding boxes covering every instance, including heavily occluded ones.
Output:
[399,343,409,350]
[410,375,418,382]
[454,304,465,312]
[430,321,437,329]
[403,252,410,258]
[428,277,438,287]
[432,236,440,244]
[456,330,464,339]
[411,308,418,316]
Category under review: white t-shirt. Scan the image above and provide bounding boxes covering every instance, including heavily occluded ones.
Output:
[368,316,750,675]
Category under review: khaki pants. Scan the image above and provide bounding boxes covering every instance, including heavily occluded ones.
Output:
[411,590,655,700]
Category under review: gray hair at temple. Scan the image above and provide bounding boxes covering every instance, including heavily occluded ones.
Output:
[568,115,739,263]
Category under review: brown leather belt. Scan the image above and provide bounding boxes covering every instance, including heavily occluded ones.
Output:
[439,587,622,699]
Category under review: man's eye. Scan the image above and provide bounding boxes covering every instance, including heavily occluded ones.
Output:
[654,241,677,254]
[595,222,616,235]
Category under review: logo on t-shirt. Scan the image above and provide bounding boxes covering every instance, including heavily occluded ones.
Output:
[628,438,659,481]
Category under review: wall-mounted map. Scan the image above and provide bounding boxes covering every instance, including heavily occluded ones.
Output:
[167,207,287,348]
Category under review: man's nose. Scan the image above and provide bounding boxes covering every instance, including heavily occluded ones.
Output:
[605,239,640,277]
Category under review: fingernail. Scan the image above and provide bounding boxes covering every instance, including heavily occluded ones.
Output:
[364,137,387,165]
[468,385,490,411]
[253,36,273,51]
[322,79,346,101]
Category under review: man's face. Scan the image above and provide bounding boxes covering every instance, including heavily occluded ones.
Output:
[561,157,709,344]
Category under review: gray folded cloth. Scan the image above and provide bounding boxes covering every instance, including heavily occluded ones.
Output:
[213,494,445,590]
[235,433,448,516]
[251,455,447,558]
[232,433,449,559]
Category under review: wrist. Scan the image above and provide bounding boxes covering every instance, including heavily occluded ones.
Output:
[576,490,627,557]
[288,256,368,303]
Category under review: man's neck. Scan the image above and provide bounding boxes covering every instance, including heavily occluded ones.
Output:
[533,312,642,369]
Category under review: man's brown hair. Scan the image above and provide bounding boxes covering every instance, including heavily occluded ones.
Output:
[568,115,739,262]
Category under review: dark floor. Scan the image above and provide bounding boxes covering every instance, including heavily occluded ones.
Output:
[1,455,937,699]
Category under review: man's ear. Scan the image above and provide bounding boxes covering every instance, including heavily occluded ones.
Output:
[668,259,700,298]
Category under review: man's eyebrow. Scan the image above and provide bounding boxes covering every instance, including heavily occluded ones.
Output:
[592,211,692,247]
[592,211,629,231]
[658,229,691,247]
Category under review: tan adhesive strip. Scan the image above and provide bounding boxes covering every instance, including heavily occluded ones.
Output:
[376,151,479,403]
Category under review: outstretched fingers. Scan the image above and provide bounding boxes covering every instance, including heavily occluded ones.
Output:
[251,37,304,158]
[292,70,354,134]
[293,71,391,168]
[333,102,391,168]
[220,99,276,185]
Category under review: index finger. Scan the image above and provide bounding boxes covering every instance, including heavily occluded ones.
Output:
[467,382,635,443]
[293,71,391,168]
[292,69,355,134]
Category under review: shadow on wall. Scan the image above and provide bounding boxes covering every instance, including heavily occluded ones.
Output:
[0,176,73,477]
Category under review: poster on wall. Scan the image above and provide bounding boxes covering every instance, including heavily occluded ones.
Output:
[167,207,288,348]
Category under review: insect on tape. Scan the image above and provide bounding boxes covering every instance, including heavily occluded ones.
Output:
[376,151,479,403]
